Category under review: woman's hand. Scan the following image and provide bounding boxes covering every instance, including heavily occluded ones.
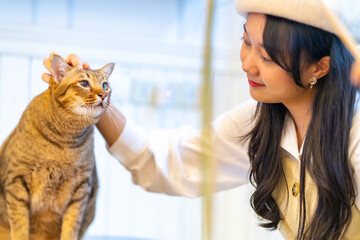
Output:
[351,61,360,87]
[41,52,90,83]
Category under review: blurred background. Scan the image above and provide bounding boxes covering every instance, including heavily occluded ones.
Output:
[0,0,282,239]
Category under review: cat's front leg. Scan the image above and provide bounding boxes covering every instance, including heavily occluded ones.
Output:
[5,175,30,240]
[60,178,91,240]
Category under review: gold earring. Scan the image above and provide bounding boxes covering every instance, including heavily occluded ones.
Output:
[310,77,317,89]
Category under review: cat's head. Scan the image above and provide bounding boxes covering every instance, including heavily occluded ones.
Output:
[49,54,115,123]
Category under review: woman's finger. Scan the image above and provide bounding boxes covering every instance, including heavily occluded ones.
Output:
[66,53,83,68]
[42,53,89,83]
[41,73,52,83]
[49,52,57,61]
[43,58,52,73]
[43,52,59,73]
[83,62,90,70]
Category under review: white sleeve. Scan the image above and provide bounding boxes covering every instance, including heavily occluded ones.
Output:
[107,100,257,198]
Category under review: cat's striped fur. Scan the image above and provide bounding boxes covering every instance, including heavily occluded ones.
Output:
[0,55,114,240]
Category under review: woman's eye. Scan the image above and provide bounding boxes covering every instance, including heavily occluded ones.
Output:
[79,80,90,88]
[241,37,251,46]
[261,55,273,62]
[102,82,109,90]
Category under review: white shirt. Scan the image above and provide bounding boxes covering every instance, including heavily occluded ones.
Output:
[107,99,360,210]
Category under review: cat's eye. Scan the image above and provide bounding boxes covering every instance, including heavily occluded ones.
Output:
[102,82,109,90]
[78,80,90,88]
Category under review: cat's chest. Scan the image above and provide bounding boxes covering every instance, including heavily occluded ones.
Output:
[30,161,93,214]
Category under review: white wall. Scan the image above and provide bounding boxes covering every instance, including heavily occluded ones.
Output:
[0,0,282,239]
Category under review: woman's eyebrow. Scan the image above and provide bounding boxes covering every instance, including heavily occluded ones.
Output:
[243,24,248,34]
[243,24,265,47]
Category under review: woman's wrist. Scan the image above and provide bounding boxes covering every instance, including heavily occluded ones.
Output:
[351,61,360,86]
[96,103,126,146]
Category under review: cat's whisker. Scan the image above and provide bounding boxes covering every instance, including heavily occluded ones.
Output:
[62,102,82,119]
[89,105,93,122]
[85,105,92,126]
[62,102,80,113]
[106,105,122,131]
[86,105,91,126]
[63,103,83,122]
[60,103,80,118]
[107,104,123,118]
[81,104,88,127]
[107,105,125,127]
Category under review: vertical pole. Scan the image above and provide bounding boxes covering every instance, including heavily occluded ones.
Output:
[201,0,215,240]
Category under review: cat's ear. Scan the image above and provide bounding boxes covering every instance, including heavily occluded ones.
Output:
[51,54,71,84]
[98,63,115,79]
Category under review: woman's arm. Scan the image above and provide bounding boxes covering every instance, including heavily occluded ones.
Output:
[351,61,360,87]
[95,104,126,146]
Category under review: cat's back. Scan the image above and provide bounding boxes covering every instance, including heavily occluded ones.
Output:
[0,89,51,169]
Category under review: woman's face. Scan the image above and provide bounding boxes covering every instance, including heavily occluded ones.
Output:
[240,13,313,106]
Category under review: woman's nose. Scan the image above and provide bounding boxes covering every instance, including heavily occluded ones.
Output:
[241,51,259,76]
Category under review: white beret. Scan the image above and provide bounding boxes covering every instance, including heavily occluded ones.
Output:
[235,0,353,36]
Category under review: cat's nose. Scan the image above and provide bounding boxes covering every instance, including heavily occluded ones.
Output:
[98,93,107,100]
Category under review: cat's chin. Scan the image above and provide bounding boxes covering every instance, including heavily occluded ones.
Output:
[92,109,106,119]
[72,105,106,121]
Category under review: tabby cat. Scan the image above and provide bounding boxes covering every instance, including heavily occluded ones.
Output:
[0,55,114,240]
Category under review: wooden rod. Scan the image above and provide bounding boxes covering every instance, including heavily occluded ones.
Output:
[201,0,215,239]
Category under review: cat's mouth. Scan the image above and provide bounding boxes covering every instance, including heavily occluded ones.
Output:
[95,101,108,108]
[71,101,108,117]
[83,99,107,109]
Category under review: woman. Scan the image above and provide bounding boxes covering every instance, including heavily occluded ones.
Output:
[42,1,360,239]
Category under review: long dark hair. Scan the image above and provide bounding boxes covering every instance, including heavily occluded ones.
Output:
[245,15,358,239]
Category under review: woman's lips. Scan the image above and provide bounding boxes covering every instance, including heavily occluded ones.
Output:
[248,79,265,87]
